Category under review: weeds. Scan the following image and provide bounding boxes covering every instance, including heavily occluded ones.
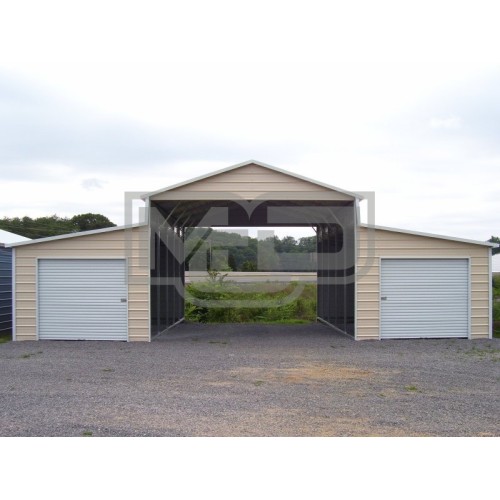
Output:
[0,333,11,344]
[464,346,500,360]
[405,385,420,392]
[493,276,500,337]
[185,279,317,324]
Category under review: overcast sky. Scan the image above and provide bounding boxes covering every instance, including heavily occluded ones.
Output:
[0,1,499,251]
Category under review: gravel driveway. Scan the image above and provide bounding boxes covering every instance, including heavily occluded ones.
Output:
[0,323,498,436]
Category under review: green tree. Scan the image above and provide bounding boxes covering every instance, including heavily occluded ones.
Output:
[0,213,116,239]
[241,260,257,271]
[278,236,298,253]
[298,236,316,252]
[227,253,237,271]
[488,236,500,255]
[70,213,116,232]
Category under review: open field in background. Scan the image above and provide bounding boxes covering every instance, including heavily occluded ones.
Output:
[185,271,317,283]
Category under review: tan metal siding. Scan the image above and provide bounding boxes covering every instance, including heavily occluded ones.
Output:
[14,226,149,342]
[356,226,490,340]
[151,164,354,201]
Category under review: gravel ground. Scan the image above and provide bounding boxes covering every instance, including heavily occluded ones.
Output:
[0,323,498,436]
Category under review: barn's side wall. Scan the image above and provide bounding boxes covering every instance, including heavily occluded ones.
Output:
[14,226,149,342]
[356,226,491,340]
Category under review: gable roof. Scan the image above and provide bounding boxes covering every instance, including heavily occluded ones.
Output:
[6,223,147,248]
[361,223,497,248]
[141,160,363,200]
[0,229,30,244]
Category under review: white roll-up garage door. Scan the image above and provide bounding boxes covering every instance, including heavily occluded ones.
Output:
[38,259,128,341]
[380,258,469,339]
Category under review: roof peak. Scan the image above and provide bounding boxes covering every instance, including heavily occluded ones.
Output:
[141,160,363,200]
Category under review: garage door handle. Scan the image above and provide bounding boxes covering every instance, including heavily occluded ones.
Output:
[121,298,127,303]
[381,296,387,300]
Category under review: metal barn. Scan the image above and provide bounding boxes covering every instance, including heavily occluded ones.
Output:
[7,161,495,341]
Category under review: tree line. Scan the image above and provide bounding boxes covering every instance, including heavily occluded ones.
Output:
[0,214,116,239]
[489,236,500,255]
[2,214,497,261]
[184,228,317,272]
[185,231,500,271]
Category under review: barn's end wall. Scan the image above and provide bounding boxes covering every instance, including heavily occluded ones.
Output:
[356,226,491,340]
[13,226,149,342]
[151,163,354,201]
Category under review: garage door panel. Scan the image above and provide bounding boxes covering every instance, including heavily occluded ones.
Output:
[38,259,128,341]
[380,259,469,339]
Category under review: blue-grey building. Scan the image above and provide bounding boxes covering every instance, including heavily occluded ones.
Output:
[0,244,12,332]
[0,230,30,333]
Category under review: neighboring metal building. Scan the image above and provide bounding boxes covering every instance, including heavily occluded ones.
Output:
[7,160,496,341]
[0,245,13,333]
[493,254,500,275]
[0,230,30,333]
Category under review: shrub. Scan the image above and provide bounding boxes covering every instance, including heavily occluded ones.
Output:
[185,280,316,324]
[494,302,500,322]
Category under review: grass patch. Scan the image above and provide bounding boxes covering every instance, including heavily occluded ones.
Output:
[404,385,420,392]
[253,380,265,386]
[185,278,317,324]
[208,340,228,345]
[101,368,114,372]
[82,431,93,437]
[0,332,11,344]
[493,322,500,339]
[464,345,500,360]
[18,351,42,359]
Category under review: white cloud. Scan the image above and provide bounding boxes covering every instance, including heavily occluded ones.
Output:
[0,59,499,242]
[81,178,105,190]
[429,116,462,129]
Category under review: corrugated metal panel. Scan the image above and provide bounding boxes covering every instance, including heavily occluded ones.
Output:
[356,225,489,340]
[380,259,469,339]
[0,246,12,332]
[13,226,149,342]
[38,259,128,341]
[150,163,354,201]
